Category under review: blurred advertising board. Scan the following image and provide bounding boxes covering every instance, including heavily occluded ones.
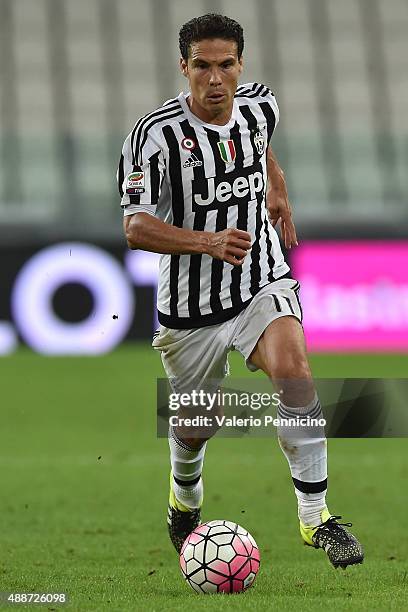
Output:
[1,241,408,354]
[0,243,159,355]
[293,241,408,351]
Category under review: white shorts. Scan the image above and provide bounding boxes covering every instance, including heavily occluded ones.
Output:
[152,278,302,393]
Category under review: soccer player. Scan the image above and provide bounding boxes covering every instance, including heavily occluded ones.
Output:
[118,14,363,568]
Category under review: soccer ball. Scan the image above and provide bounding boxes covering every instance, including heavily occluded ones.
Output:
[179,520,260,594]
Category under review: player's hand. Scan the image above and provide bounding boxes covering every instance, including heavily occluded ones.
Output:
[207,228,252,266]
[266,188,298,249]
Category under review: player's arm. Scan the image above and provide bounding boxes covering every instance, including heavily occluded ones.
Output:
[118,126,250,265]
[266,146,298,249]
[124,213,251,267]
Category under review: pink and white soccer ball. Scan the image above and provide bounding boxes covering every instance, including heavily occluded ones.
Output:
[179,520,260,594]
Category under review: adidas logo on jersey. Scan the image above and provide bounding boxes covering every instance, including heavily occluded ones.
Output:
[183,153,203,168]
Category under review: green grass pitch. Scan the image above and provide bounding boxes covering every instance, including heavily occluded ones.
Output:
[1,346,407,611]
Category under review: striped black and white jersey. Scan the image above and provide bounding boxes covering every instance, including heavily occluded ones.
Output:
[117,82,290,329]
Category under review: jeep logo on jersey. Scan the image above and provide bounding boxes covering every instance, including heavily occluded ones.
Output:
[194,170,264,207]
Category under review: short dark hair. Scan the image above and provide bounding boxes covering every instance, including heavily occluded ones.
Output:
[179,14,244,61]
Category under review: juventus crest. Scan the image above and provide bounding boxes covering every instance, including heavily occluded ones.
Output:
[253,129,266,156]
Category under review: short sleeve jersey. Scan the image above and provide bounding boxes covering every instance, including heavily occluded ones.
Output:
[117,83,289,329]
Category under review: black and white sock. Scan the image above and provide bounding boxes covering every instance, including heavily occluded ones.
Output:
[277,393,328,527]
[169,427,206,509]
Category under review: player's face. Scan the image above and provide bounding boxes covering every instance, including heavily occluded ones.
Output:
[180,38,243,124]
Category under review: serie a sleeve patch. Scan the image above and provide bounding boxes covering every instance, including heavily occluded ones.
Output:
[126,171,145,195]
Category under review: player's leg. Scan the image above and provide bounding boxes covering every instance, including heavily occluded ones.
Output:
[249,315,363,568]
[248,316,328,525]
[230,279,326,522]
[153,324,228,552]
[167,424,205,552]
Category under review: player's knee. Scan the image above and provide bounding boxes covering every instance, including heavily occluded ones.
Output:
[273,354,311,381]
[272,356,314,406]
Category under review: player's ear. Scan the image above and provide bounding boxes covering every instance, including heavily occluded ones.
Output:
[180,57,188,78]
